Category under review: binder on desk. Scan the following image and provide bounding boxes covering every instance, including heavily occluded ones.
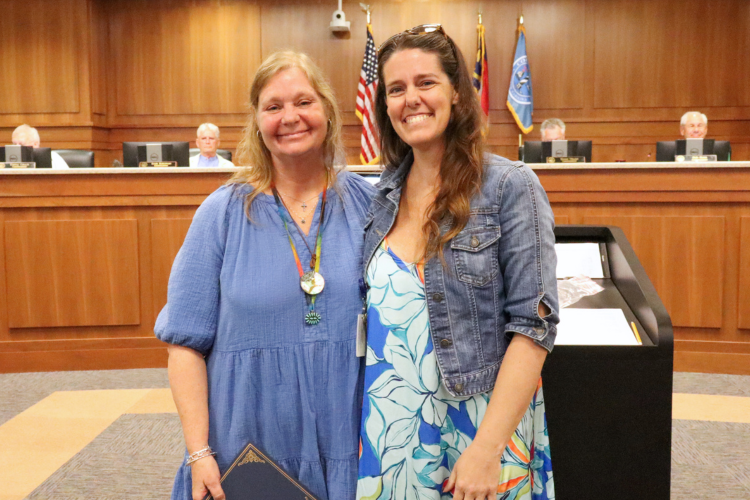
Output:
[205,442,318,500]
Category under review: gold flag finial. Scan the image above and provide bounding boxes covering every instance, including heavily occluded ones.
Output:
[519,15,524,25]
[359,3,371,24]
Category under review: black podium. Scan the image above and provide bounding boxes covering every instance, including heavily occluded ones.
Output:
[543,226,673,499]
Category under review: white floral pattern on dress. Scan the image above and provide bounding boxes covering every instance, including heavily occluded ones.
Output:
[357,245,554,500]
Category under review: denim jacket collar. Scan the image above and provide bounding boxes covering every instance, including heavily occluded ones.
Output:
[376,151,414,192]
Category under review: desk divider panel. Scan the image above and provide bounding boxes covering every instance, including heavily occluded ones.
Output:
[582,215,725,328]
[738,217,750,330]
[4,219,140,328]
[150,218,194,316]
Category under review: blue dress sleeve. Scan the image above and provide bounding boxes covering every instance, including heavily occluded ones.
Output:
[154,186,233,354]
[337,170,377,225]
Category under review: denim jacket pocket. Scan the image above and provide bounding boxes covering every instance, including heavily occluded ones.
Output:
[450,226,501,286]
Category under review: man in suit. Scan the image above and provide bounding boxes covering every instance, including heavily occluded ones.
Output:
[189,123,235,167]
[12,124,69,169]
[541,118,566,141]
[680,111,708,139]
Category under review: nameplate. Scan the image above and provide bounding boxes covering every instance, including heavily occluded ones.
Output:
[0,162,36,169]
[546,156,586,163]
[138,161,178,168]
[674,155,717,162]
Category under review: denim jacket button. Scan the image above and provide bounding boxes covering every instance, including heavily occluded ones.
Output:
[535,327,545,335]
[440,339,452,348]
[432,293,444,303]
[454,383,464,393]
[470,236,480,248]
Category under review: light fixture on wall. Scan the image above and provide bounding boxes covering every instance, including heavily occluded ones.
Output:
[329,0,351,33]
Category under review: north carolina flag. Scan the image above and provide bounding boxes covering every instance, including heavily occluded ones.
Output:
[473,23,489,115]
[506,23,533,134]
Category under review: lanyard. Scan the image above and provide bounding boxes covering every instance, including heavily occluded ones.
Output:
[271,186,327,324]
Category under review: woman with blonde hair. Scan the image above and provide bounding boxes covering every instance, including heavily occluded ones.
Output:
[356,26,558,500]
[156,51,374,500]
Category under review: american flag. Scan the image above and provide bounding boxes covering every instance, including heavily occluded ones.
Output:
[356,24,380,165]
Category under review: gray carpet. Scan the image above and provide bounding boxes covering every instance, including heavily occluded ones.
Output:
[0,368,169,426]
[3,369,749,499]
[26,414,183,500]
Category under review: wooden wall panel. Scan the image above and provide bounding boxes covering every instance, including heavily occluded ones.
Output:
[523,0,586,110]
[110,0,261,117]
[738,217,750,330]
[581,215,724,328]
[593,0,750,109]
[90,0,109,117]
[0,0,81,114]
[4,220,140,328]
[151,218,193,316]
[2,0,750,165]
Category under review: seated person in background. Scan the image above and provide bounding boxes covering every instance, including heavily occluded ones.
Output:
[189,123,235,167]
[541,118,566,141]
[12,124,69,169]
[680,111,708,139]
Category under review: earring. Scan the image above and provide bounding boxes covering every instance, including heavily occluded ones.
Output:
[256,130,261,139]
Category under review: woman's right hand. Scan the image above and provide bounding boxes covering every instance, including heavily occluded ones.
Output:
[191,456,225,500]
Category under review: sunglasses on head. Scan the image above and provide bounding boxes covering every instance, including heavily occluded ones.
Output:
[378,24,450,52]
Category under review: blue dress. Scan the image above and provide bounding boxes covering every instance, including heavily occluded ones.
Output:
[357,244,554,500]
[155,171,375,500]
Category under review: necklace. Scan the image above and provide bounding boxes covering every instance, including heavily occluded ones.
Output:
[276,192,320,213]
[271,185,327,325]
[285,204,310,224]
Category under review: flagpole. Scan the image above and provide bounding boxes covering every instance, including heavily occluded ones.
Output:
[360,3,371,24]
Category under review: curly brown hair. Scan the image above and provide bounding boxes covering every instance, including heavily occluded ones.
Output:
[376,28,485,260]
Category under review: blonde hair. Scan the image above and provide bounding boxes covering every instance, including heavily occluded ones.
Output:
[229,51,344,219]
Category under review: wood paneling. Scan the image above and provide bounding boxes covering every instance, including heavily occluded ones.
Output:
[0,166,749,373]
[674,351,750,376]
[110,0,261,117]
[581,215,724,328]
[151,218,193,315]
[0,0,81,114]
[90,0,109,116]
[3,0,750,164]
[5,219,140,328]
[523,0,586,110]
[594,0,750,109]
[739,217,750,330]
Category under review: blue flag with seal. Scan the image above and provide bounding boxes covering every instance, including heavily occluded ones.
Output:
[506,21,533,134]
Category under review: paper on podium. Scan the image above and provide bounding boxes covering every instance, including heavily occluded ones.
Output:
[556,308,639,345]
[555,243,604,278]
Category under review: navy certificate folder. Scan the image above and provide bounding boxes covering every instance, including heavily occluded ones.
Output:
[204,442,318,500]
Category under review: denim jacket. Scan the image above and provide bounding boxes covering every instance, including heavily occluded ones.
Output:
[363,152,559,397]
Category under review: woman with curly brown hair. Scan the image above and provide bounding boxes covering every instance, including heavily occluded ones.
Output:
[356,26,558,500]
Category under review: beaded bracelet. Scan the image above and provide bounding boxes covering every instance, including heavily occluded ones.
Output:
[186,446,216,466]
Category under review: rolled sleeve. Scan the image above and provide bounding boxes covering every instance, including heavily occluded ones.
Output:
[497,165,559,352]
[154,187,232,354]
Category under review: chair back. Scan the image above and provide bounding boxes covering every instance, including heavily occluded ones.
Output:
[54,149,95,168]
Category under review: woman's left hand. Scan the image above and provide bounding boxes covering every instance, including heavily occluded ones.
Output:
[444,439,502,500]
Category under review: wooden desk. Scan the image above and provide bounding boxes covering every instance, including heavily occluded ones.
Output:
[1,163,749,374]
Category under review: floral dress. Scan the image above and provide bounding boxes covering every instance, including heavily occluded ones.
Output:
[356,243,555,500]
